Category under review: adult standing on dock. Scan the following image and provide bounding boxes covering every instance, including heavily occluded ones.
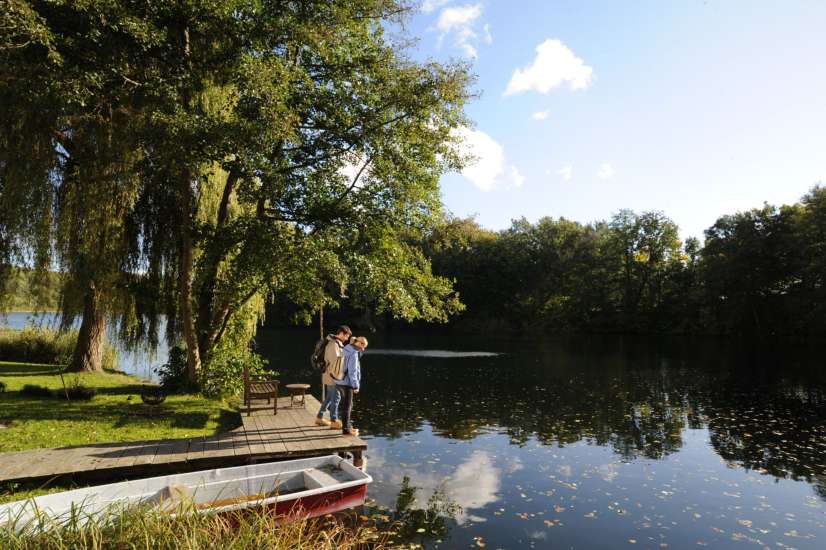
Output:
[316,325,351,428]
[337,336,368,437]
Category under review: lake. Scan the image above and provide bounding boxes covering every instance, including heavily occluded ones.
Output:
[1,312,166,381]
[257,329,826,549]
[4,313,826,548]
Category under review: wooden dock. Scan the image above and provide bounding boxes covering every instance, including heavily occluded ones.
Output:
[0,395,366,485]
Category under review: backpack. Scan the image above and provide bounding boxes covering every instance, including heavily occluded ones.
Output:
[310,338,327,373]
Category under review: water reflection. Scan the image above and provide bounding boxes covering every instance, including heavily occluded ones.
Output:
[259,330,826,548]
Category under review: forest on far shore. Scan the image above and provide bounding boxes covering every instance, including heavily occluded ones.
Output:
[8,186,826,338]
[420,185,826,337]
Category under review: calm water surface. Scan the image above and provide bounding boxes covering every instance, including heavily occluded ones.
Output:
[258,329,826,550]
[4,313,826,548]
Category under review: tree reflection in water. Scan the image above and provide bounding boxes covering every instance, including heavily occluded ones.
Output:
[262,331,826,502]
[341,475,462,549]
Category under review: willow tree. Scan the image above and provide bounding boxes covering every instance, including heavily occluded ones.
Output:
[0,0,157,370]
[122,0,472,383]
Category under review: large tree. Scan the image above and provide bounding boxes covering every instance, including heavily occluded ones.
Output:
[123,0,472,383]
[0,0,158,371]
[2,1,472,382]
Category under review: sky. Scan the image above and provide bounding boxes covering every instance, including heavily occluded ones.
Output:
[400,0,826,240]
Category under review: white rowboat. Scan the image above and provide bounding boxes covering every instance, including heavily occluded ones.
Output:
[0,455,372,532]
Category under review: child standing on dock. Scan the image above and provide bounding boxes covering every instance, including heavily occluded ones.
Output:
[337,336,367,437]
[316,325,351,428]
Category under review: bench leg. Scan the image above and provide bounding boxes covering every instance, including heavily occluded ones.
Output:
[273,394,277,415]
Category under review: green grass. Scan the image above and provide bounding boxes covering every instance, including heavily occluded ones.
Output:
[0,362,239,453]
[0,504,388,549]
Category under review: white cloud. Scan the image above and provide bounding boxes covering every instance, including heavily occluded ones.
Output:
[422,0,452,13]
[365,447,502,527]
[447,450,501,523]
[558,165,573,180]
[508,165,525,188]
[597,163,614,180]
[452,127,525,191]
[531,110,550,121]
[453,126,505,191]
[437,4,484,58]
[504,38,594,96]
[483,23,492,44]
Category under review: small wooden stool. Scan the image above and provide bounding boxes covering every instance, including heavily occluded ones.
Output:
[285,384,311,408]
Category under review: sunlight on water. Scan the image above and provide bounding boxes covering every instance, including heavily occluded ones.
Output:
[366,349,501,358]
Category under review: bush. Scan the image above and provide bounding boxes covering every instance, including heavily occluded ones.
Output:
[63,385,96,401]
[0,381,5,392]
[20,384,54,398]
[155,344,197,393]
[201,346,272,399]
[0,328,117,370]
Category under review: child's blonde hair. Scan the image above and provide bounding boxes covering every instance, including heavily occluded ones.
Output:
[354,336,368,347]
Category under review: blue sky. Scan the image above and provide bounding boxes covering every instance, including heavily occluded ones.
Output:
[402,0,826,240]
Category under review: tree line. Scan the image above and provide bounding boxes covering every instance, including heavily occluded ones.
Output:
[0,0,472,383]
[422,186,826,336]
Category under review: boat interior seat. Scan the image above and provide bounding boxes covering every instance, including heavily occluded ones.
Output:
[302,468,341,489]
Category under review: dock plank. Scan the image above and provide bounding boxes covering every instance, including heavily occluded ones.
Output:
[0,395,366,484]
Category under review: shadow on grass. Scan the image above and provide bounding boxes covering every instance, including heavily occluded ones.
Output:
[0,392,240,434]
[214,408,241,433]
[0,364,61,376]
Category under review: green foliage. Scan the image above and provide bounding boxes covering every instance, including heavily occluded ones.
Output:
[201,346,269,399]
[0,381,5,392]
[2,0,473,382]
[155,345,197,394]
[425,187,826,336]
[0,328,117,370]
[0,268,61,312]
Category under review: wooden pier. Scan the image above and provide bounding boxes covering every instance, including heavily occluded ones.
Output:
[0,395,366,485]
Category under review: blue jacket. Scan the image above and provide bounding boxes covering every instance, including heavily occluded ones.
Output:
[336,344,362,391]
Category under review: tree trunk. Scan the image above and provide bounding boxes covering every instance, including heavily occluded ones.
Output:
[179,166,202,385]
[69,282,106,372]
[177,21,201,385]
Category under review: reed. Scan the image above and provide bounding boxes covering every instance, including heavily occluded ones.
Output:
[0,503,388,550]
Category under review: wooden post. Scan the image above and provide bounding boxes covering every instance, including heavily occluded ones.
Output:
[319,307,325,402]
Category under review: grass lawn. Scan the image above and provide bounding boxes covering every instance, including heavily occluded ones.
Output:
[0,361,239,453]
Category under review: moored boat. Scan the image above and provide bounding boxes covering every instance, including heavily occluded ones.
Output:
[0,455,371,532]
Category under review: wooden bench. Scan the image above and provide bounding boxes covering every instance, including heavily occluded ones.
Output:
[243,366,279,416]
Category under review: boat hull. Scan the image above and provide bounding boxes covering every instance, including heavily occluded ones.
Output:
[267,483,369,519]
[0,455,372,532]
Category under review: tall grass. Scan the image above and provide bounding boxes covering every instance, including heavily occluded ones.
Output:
[0,328,117,370]
[0,504,388,550]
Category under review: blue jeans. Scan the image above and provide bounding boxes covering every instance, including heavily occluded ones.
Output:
[317,383,340,420]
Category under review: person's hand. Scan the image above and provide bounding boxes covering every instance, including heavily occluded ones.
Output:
[354,389,359,394]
